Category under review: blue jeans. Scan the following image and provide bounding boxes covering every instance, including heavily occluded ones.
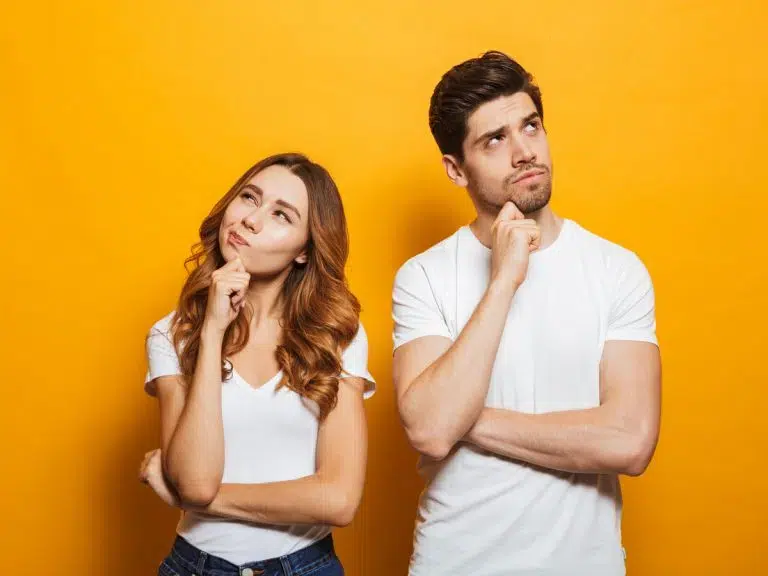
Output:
[158,534,344,576]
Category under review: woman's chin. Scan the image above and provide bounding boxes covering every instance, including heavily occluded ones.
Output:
[220,242,240,261]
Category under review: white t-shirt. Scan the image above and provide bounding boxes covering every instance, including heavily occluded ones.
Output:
[392,219,657,576]
[144,312,375,564]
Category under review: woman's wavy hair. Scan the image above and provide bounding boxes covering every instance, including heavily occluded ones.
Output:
[171,153,360,420]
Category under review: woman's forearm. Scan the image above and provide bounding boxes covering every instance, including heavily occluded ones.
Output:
[197,474,358,528]
[165,328,226,505]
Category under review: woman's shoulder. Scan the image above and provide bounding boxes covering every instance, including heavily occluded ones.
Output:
[148,311,176,338]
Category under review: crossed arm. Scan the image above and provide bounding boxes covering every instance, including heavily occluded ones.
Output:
[148,373,368,527]
[394,329,661,475]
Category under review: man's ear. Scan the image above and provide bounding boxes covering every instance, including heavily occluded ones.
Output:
[442,154,468,188]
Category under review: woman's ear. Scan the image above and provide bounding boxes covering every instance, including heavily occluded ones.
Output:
[294,251,308,265]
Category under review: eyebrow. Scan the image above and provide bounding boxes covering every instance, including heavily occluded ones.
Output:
[472,112,542,146]
[241,184,302,220]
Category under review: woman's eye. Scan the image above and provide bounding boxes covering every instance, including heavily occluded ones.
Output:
[276,210,291,222]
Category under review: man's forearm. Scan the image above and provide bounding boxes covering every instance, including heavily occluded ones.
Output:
[400,281,517,458]
[465,406,656,476]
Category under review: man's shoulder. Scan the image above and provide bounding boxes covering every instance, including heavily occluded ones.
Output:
[568,219,643,270]
[395,228,463,281]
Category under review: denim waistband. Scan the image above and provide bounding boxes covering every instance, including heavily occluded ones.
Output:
[169,534,336,576]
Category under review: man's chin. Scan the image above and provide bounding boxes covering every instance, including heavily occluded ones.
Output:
[508,190,551,215]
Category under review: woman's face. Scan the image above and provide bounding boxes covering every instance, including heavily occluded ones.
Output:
[218,165,310,276]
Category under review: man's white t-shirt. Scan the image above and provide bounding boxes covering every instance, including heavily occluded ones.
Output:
[392,219,657,576]
[144,313,375,565]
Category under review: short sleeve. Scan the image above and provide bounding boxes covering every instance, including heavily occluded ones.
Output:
[340,322,376,399]
[144,313,182,396]
[392,259,453,351]
[606,254,658,345]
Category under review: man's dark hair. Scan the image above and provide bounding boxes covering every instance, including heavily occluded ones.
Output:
[428,51,543,162]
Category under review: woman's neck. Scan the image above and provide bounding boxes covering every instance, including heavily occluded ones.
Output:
[244,270,289,327]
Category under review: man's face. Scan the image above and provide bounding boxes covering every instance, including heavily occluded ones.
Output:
[451,92,553,215]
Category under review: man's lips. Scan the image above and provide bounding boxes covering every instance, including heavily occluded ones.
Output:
[513,169,546,183]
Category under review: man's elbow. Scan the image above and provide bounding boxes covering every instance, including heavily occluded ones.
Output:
[619,431,658,477]
[404,423,455,461]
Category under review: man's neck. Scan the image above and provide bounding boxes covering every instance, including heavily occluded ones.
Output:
[470,205,563,250]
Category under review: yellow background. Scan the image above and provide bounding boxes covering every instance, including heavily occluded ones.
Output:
[1,1,766,574]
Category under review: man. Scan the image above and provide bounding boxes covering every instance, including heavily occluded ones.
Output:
[392,51,661,575]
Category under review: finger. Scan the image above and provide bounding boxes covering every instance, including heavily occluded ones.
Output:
[218,257,244,274]
[529,228,542,251]
[216,274,250,289]
[497,201,525,222]
[228,273,251,286]
[216,280,249,298]
[231,284,250,302]
[229,284,249,302]
[231,257,245,272]
[221,256,245,273]
[501,219,537,228]
[145,450,160,469]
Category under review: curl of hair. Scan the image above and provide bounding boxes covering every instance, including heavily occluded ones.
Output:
[171,153,360,420]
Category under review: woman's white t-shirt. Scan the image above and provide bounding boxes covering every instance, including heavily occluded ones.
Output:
[144,312,375,564]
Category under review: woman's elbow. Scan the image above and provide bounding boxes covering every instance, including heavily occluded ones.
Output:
[163,458,221,507]
[328,503,356,528]
[174,479,220,508]
[324,487,362,528]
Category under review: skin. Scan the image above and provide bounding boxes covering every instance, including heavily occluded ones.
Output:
[139,165,369,527]
[394,92,661,475]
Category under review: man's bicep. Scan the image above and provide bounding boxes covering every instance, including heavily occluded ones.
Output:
[392,336,452,403]
[600,340,661,433]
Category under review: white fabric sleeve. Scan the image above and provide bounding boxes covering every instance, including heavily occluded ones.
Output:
[606,254,658,345]
[340,322,376,399]
[392,258,453,351]
[144,313,182,396]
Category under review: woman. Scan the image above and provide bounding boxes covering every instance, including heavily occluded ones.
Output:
[138,153,375,576]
